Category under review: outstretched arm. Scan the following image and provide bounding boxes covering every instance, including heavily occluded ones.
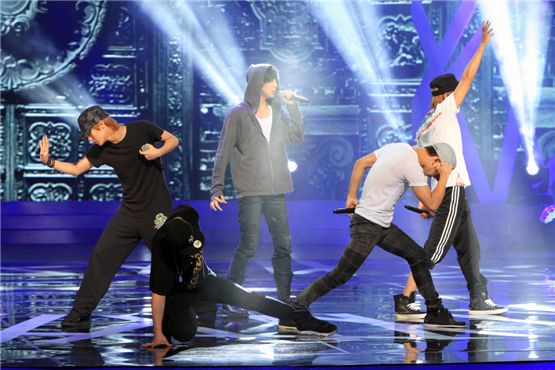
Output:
[453,20,494,108]
[39,135,92,176]
[142,293,172,349]
[346,152,377,208]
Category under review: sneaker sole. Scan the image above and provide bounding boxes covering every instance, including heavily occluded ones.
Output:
[395,313,426,320]
[424,323,465,328]
[469,307,508,315]
[278,325,336,337]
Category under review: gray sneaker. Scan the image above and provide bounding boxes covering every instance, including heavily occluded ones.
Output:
[469,298,508,315]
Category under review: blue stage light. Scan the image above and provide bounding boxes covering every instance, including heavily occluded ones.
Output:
[309,2,408,142]
[539,204,555,224]
[141,1,245,105]
[479,1,552,175]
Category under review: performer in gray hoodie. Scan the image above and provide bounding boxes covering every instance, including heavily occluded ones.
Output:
[210,64,303,315]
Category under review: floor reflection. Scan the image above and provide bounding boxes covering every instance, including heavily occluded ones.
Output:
[1,255,555,366]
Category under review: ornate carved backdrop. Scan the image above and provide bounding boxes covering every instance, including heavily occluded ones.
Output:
[1,1,553,203]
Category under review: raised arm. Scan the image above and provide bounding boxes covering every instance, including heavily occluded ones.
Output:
[39,135,92,176]
[346,152,377,208]
[453,20,494,108]
[411,163,452,212]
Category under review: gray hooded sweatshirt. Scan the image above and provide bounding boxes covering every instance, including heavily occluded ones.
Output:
[211,64,304,198]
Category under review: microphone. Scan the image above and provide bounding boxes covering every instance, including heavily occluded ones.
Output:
[404,205,430,215]
[282,92,309,103]
[333,207,355,214]
[291,94,309,103]
[141,144,150,151]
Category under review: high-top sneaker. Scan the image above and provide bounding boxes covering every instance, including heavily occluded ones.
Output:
[424,306,465,328]
[278,310,337,336]
[394,293,426,319]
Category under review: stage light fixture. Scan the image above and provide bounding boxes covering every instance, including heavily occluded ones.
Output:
[479,1,552,175]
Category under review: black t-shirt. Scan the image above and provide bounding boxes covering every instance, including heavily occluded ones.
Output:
[150,237,214,296]
[86,121,172,218]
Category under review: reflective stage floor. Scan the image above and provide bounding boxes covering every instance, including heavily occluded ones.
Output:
[1,247,555,368]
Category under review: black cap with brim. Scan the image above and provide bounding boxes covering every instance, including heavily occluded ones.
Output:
[430,73,459,96]
[152,205,204,257]
[78,105,109,140]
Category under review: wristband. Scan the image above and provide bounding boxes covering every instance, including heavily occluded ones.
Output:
[44,157,55,168]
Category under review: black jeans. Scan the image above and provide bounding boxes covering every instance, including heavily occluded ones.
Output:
[73,209,167,316]
[424,186,487,300]
[296,214,440,308]
[227,195,293,301]
[164,275,296,342]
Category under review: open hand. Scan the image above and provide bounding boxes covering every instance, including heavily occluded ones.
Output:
[210,195,227,211]
[39,135,50,164]
[481,20,494,45]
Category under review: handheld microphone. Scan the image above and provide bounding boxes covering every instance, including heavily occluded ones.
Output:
[141,144,150,151]
[333,207,356,214]
[291,94,309,103]
[404,205,430,215]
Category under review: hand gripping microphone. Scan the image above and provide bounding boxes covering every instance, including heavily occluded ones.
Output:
[333,207,356,214]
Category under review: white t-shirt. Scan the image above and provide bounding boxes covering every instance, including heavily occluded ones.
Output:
[415,94,470,188]
[356,143,428,227]
[257,106,273,142]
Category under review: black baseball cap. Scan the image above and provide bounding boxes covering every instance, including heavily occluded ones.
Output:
[430,73,459,96]
[77,105,109,140]
[152,205,204,257]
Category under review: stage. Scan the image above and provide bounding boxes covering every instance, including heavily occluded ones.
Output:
[1,201,554,368]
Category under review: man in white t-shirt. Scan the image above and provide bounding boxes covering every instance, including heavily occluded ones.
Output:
[396,21,507,317]
[293,142,465,327]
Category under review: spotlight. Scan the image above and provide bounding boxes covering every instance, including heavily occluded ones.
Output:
[309,2,408,142]
[526,160,539,176]
[141,1,245,105]
[539,204,555,224]
[288,160,298,173]
[479,1,552,176]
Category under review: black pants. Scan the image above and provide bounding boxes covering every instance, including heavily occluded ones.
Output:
[73,209,165,316]
[164,275,295,342]
[424,186,487,299]
[296,214,441,308]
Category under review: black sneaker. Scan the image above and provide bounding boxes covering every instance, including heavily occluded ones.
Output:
[221,304,249,318]
[278,311,337,336]
[61,309,91,332]
[424,307,465,328]
[394,293,426,319]
[469,298,508,315]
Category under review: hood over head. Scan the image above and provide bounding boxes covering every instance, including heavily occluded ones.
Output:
[244,63,279,114]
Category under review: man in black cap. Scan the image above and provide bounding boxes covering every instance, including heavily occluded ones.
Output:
[39,105,179,332]
[395,20,507,317]
[142,205,337,348]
